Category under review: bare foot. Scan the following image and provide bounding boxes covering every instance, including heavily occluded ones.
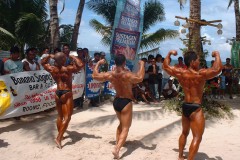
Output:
[112,146,119,160]
[54,138,62,149]
[178,157,184,160]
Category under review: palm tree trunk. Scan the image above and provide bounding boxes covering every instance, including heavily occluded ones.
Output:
[189,0,201,56]
[49,0,60,50]
[71,0,85,50]
[234,0,240,41]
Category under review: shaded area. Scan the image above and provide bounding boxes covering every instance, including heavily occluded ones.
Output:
[109,140,157,159]
[75,108,166,128]
[0,112,56,143]
[0,139,9,148]
[63,131,102,148]
[173,148,223,160]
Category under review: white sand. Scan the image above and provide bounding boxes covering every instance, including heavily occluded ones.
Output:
[0,98,240,160]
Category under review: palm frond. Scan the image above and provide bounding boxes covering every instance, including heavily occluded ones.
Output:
[15,13,42,46]
[87,0,116,25]
[140,29,179,49]
[143,0,165,33]
[178,0,187,9]
[227,0,234,9]
[0,27,15,39]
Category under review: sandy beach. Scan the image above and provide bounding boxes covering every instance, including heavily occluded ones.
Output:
[0,97,240,160]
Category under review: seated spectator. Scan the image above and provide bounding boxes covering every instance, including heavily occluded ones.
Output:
[0,59,4,75]
[4,46,23,74]
[162,77,178,99]
[22,48,40,71]
[135,81,158,103]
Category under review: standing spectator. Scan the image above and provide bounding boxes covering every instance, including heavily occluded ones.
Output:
[218,69,226,99]
[54,47,61,54]
[141,58,148,81]
[162,57,171,93]
[39,47,50,69]
[99,52,108,72]
[175,56,187,69]
[62,44,71,65]
[22,48,40,71]
[0,59,4,75]
[89,52,101,107]
[223,58,234,99]
[4,46,23,74]
[147,58,159,99]
[162,77,178,99]
[156,54,163,97]
[82,48,91,63]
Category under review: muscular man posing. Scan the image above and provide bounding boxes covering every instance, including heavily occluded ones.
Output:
[41,52,84,149]
[163,50,222,160]
[92,54,144,159]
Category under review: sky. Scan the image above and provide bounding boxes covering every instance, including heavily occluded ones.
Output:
[55,0,236,61]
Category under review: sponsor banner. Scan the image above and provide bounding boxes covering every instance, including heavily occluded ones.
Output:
[110,0,143,61]
[85,64,102,98]
[118,12,140,32]
[124,1,140,17]
[0,69,85,119]
[231,41,240,68]
[112,28,140,60]
[104,60,133,95]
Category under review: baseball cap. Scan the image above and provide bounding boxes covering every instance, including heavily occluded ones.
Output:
[77,48,82,52]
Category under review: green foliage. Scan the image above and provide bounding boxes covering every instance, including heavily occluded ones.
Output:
[87,0,179,49]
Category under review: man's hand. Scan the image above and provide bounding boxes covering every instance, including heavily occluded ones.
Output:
[98,59,106,65]
[169,50,177,56]
[212,51,219,57]
[138,60,145,65]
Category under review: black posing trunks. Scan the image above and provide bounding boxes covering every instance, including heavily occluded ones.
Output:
[55,90,71,98]
[113,97,132,112]
[182,103,201,118]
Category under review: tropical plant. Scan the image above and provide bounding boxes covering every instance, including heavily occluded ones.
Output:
[0,0,48,53]
[87,0,179,50]
[227,0,240,41]
[59,24,74,45]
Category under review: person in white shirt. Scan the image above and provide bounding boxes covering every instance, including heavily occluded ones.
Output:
[22,48,40,71]
[162,77,178,99]
[156,54,163,97]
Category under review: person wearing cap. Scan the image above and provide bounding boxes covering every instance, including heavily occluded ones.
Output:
[162,77,178,99]
[4,46,23,74]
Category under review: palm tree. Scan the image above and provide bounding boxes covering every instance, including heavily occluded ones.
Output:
[49,0,60,50]
[87,0,178,50]
[71,0,85,50]
[0,0,48,52]
[60,24,74,45]
[228,0,240,41]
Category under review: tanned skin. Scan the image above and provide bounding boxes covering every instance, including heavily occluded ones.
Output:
[163,50,222,160]
[41,52,84,149]
[92,58,145,159]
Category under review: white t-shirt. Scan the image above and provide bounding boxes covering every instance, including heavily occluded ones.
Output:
[164,83,177,95]
[22,59,38,71]
[162,69,170,79]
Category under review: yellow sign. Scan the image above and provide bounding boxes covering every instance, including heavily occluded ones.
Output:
[0,81,11,115]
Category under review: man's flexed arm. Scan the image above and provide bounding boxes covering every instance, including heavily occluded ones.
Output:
[92,59,111,82]
[202,51,223,80]
[68,55,84,72]
[163,50,180,77]
[128,60,145,84]
[41,54,54,72]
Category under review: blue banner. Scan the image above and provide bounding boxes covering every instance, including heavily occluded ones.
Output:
[110,0,143,61]
[85,64,102,98]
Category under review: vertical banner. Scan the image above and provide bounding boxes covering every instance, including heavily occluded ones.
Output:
[231,41,240,68]
[0,70,85,119]
[85,64,102,98]
[110,0,143,61]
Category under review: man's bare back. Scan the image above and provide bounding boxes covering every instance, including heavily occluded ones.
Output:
[163,50,222,160]
[92,54,144,159]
